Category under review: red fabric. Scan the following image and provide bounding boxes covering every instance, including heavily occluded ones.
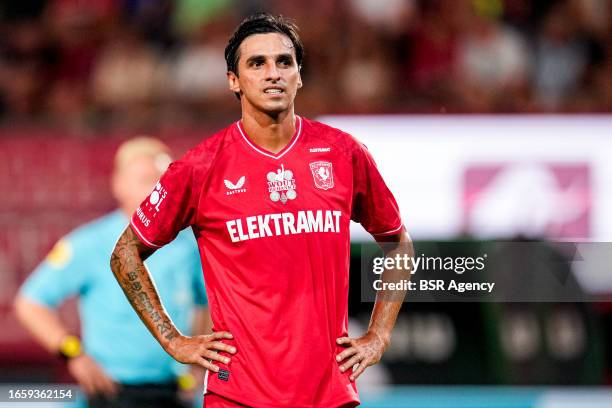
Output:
[204,392,250,407]
[131,116,402,407]
[204,392,360,408]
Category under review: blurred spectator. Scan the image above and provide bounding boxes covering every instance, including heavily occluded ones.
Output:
[168,16,233,112]
[455,0,530,112]
[172,0,232,36]
[91,26,164,125]
[400,0,458,110]
[533,2,588,110]
[0,19,53,120]
[45,79,89,128]
[0,0,610,128]
[348,0,413,34]
[340,22,395,113]
[123,0,175,47]
[45,0,105,83]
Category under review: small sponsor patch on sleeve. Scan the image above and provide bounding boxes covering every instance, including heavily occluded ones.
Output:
[46,239,72,268]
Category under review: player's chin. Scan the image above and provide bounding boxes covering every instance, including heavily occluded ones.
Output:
[259,100,291,116]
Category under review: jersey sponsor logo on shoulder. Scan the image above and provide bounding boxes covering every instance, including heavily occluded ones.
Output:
[138,182,168,228]
[224,176,247,195]
[309,147,331,153]
[309,161,334,190]
[267,164,297,204]
[136,207,151,227]
[149,182,168,211]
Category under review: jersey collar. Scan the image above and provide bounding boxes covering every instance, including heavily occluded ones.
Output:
[236,115,302,160]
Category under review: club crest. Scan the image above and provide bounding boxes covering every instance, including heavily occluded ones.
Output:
[309,161,334,190]
[267,164,297,204]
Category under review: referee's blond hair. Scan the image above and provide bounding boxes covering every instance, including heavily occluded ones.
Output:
[114,136,172,174]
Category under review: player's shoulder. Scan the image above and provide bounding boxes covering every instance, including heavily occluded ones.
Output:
[173,124,239,174]
[301,117,365,158]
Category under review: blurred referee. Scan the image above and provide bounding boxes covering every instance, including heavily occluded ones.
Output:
[14,137,210,407]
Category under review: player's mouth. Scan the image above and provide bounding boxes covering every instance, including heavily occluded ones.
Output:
[263,87,284,96]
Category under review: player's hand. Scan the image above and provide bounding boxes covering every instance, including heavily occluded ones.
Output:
[167,332,236,372]
[67,354,119,397]
[336,331,390,381]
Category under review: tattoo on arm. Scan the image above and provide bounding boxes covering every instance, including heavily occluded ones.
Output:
[110,227,179,345]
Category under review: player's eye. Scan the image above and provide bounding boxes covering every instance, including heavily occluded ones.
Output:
[278,57,292,67]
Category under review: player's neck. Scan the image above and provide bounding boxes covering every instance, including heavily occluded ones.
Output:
[240,108,296,154]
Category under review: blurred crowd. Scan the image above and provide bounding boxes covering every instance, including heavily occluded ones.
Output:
[0,0,610,131]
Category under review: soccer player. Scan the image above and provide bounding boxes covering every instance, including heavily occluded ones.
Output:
[15,137,210,408]
[111,13,412,408]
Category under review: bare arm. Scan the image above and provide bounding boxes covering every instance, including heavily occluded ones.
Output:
[110,226,235,372]
[14,296,118,396]
[367,230,413,342]
[109,226,179,346]
[336,230,413,381]
[14,296,70,353]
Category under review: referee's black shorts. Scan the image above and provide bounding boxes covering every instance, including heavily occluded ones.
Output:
[88,382,189,408]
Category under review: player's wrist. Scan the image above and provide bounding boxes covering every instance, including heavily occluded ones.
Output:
[57,334,83,360]
[164,333,187,356]
[366,329,391,349]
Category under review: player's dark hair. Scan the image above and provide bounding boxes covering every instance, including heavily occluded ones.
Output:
[225,12,304,76]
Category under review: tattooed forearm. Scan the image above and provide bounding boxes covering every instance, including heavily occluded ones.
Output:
[110,227,181,347]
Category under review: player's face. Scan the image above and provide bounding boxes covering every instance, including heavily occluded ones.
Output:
[228,33,302,117]
[112,156,165,213]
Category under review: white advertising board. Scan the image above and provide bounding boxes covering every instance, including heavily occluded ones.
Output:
[320,115,612,242]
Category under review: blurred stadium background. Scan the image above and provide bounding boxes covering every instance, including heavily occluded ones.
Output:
[0,0,611,407]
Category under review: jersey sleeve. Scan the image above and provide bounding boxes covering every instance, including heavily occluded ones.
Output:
[19,237,90,307]
[351,142,404,236]
[130,161,200,248]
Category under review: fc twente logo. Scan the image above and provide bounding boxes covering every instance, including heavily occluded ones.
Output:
[267,164,297,204]
[309,161,334,190]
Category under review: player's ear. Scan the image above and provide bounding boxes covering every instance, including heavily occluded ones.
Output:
[297,68,303,90]
[227,71,241,94]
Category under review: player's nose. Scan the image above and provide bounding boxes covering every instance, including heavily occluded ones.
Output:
[264,62,281,81]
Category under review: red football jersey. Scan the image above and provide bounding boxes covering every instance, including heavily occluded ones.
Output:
[130,116,403,407]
